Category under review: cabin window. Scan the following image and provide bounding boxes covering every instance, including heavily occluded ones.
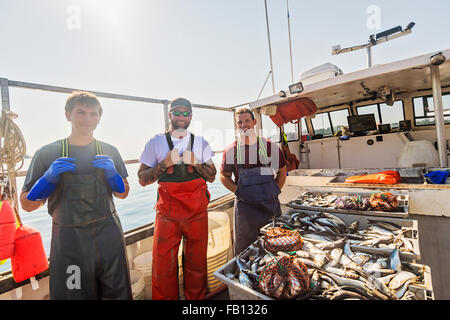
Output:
[310,109,350,137]
[379,101,405,128]
[283,122,299,141]
[311,112,333,137]
[261,114,281,142]
[413,93,450,126]
[356,104,380,123]
[329,109,350,133]
[357,101,405,128]
[300,118,308,136]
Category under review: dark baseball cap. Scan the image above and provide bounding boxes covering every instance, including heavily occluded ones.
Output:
[170,98,192,111]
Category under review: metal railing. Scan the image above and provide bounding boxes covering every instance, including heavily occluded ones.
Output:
[0,77,232,177]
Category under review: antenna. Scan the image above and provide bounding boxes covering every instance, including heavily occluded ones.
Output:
[287,0,294,84]
[331,22,415,67]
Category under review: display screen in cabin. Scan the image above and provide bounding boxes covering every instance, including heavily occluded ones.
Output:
[347,114,377,133]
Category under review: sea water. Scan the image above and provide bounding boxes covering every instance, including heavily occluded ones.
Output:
[0,155,230,273]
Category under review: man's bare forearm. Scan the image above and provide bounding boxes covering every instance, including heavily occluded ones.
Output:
[220,172,237,193]
[20,191,46,212]
[194,162,217,183]
[138,162,167,186]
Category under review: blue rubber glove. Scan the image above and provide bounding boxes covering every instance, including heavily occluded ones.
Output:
[92,155,125,193]
[27,157,76,201]
[424,171,450,184]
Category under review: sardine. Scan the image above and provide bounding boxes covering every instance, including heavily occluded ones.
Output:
[345,266,397,300]
[295,250,310,259]
[310,270,321,290]
[314,217,341,229]
[316,237,347,250]
[377,274,396,286]
[329,289,369,300]
[352,253,371,266]
[312,253,328,268]
[389,271,417,290]
[395,280,414,299]
[302,241,328,255]
[376,257,389,269]
[401,291,417,300]
[329,248,343,264]
[390,248,402,272]
[318,212,347,229]
[348,221,359,234]
[396,236,414,252]
[296,257,322,270]
[344,242,355,258]
[339,254,361,269]
[320,272,370,293]
[236,258,253,288]
[367,220,401,232]
[368,225,394,236]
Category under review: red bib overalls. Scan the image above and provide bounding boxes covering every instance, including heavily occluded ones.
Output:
[152,133,210,300]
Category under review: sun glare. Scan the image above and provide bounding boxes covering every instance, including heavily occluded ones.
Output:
[85,0,126,28]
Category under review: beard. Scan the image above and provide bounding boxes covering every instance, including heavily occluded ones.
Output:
[171,119,190,130]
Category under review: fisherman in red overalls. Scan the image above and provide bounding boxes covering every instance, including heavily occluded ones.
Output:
[138,98,217,300]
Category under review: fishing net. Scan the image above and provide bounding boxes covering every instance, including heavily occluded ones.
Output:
[258,256,310,300]
[334,195,370,210]
[264,227,303,253]
[369,192,398,212]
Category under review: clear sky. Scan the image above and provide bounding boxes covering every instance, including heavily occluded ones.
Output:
[1,0,449,159]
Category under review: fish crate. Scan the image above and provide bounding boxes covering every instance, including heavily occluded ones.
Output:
[260,209,420,261]
[213,240,433,300]
[213,242,274,300]
[286,190,409,218]
[404,262,434,300]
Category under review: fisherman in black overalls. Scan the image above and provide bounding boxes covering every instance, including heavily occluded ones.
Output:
[20,91,132,299]
[220,107,287,255]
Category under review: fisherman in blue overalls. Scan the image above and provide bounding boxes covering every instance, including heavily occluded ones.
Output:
[220,107,287,255]
[20,91,132,300]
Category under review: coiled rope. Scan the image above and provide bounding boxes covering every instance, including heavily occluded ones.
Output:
[0,110,26,206]
[0,110,26,265]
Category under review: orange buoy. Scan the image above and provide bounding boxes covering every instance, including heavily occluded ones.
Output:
[11,225,49,283]
[0,200,17,260]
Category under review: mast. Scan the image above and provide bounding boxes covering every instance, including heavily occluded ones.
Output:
[287,0,294,84]
[264,0,276,95]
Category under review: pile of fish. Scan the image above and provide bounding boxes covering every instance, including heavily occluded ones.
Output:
[292,192,400,212]
[224,211,428,300]
[293,193,338,208]
[273,211,416,254]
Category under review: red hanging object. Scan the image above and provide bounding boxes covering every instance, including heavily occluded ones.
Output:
[0,200,17,260]
[11,225,49,283]
[269,98,317,127]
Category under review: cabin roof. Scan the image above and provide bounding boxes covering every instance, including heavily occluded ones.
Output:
[248,48,450,110]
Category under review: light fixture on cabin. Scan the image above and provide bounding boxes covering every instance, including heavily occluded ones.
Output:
[405,22,415,31]
[289,81,304,94]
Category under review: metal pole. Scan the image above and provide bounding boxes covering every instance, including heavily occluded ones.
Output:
[163,100,170,131]
[287,0,294,83]
[264,0,276,94]
[1,78,10,111]
[430,56,448,167]
[367,46,372,68]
